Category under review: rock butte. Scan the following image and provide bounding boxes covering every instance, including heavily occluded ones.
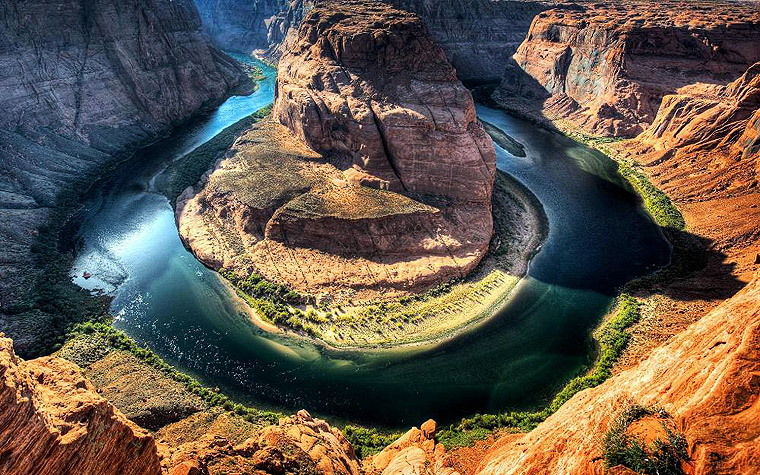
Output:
[178,0,497,300]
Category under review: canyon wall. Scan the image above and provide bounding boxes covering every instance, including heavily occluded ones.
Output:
[472,47,760,475]
[495,1,760,137]
[0,335,162,475]
[178,0,498,300]
[0,0,249,354]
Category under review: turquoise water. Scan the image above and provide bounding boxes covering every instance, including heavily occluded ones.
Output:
[70,59,670,428]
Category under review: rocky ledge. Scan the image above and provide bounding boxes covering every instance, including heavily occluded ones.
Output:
[178,0,499,301]
[495,0,760,137]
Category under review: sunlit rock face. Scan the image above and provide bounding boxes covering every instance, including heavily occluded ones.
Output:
[495,0,760,137]
[0,0,249,354]
[0,335,162,475]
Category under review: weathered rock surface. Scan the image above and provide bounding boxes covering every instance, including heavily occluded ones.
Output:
[0,334,162,475]
[496,0,760,137]
[179,0,497,300]
[0,0,250,354]
[166,410,361,475]
[475,271,760,475]
[366,419,460,475]
[275,0,496,201]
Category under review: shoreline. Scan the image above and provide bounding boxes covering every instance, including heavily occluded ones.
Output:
[228,170,548,353]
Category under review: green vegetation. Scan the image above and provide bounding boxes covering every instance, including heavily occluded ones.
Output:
[68,321,282,425]
[159,105,273,205]
[343,426,402,458]
[437,294,642,449]
[567,131,685,230]
[603,405,689,475]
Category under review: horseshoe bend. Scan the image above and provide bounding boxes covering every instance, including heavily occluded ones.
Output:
[0,0,759,474]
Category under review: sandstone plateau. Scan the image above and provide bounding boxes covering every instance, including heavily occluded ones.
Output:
[178,0,497,299]
[0,0,250,355]
[495,0,760,137]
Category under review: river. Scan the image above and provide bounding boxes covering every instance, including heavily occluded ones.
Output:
[70,57,670,428]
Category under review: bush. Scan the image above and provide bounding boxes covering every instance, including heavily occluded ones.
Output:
[603,405,689,475]
[343,426,401,458]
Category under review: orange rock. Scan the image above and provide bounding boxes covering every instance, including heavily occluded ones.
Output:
[0,335,162,475]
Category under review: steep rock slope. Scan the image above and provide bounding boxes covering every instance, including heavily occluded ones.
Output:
[0,0,249,352]
[496,0,760,137]
[179,0,497,300]
[0,335,162,475]
[475,272,760,475]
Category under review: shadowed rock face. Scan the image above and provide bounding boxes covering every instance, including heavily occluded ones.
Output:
[0,335,162,475]
[0,0,249,352]
[496,0,760,137]
[388,0,545,83]
[274,0,496,201]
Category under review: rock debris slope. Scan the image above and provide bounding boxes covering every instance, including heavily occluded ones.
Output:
[0,0,249,353]
[178,0,497,300]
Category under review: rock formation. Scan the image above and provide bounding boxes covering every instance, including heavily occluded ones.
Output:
[0,334,162,475]
[0,0,250,354]
[495,0,760,137]
[475,271,760,475]
[165,410,361,475]
[178,0,496,300]
[365,419,459,475]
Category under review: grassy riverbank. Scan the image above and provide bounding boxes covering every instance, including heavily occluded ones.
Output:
[437,293,643,448]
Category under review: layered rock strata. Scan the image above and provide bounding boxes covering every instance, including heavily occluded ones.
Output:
[0,334,162,475]
[0,0,249,353]
[179,0,496,300]
[495,0,760,137]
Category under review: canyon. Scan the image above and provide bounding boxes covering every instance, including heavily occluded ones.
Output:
[0,0,250,355]
[0,0,759,475]
[494,0,760,137]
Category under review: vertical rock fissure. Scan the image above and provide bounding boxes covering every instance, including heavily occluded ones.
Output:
[369,103,407,191]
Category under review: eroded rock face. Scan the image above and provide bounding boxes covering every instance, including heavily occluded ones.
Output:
[275,0,496,201]
[388,0,545,83]
[166,410,361,475]
[365,419,459,475]
[0,0,249,354]
[0,335,162,475]
[496,1,760,137]
[476,272,760,475]
[626,61,760,201]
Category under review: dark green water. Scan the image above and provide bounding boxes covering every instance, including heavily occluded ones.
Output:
[70,58,670,428]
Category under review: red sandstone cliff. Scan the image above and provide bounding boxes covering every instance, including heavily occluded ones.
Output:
[0,335,162,475]
[496,1,760,137]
